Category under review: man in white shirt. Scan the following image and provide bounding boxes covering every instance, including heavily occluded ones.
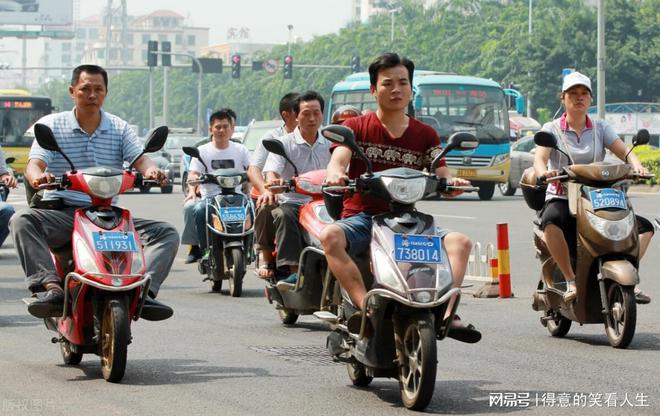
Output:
[182,109,250,261]
[248,92,299,278]
[262,91,331,290]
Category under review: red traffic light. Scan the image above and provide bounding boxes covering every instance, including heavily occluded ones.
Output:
[232,55,241,64]
[284,55,293,65]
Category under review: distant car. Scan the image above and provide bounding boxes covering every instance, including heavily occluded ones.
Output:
[162,134,205,177]
[16,0,39,12]
[242,119,283,153]
[499,135,627,196]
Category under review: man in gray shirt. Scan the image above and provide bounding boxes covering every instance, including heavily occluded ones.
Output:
[262,91,330,290]
[248,92,299,278]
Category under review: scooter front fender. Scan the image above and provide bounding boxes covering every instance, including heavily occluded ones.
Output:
[600,260,639,286]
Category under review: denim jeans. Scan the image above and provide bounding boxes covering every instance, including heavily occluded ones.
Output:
[0,202,15,247]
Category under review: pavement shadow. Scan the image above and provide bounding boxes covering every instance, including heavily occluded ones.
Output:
[367,379,563,414]
[566,332,660,351]
[0,314,41,328]
[66,358,273,386]
[288,321,330,333]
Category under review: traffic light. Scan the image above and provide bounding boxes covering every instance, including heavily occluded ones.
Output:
[147,40,158,67]
[283,55,293,79]
[231,54,241,79]
[161,41,171,67]
[351,55,360,73]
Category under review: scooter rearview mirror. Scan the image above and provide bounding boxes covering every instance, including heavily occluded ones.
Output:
[182,146,208,172]
[432,132,478,171]
[182,146,200,159]
[262,138,298,177]
[34,123,76,172]
[534,131,558,149]
[143,126,169,153]
[34,123,61,152]
[321,125,373,174]
[5,157,15,165]
[261,138,286,157]
[632,129,649,147]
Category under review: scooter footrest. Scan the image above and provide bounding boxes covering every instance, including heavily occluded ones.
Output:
[313,311,338,323]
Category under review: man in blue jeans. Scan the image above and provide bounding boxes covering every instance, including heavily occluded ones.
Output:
[182,109,250,258]
[0,149,17,247]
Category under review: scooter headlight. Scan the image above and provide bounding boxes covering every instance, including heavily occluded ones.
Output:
[75,238,100,274]
[216,175,242,189]
[130,251,145,274]
[585,210,635,241]
[372,246,406,294]
[83,174,123,199]
[381,176,426,204]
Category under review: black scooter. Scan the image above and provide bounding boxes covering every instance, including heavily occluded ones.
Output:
[182,146,255,297]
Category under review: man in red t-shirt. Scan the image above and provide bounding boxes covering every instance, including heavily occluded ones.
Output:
[321,53,480,342]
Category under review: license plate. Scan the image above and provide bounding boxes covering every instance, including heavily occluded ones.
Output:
[457,169,477,178]
[220,207,246,222]
[394,234,442,264]
[589,188,626,210]
[92,231,138,252]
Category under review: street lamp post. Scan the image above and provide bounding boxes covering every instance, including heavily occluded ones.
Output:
[527,0,532,117]
[388,8,401,45]
[287,24,293,56]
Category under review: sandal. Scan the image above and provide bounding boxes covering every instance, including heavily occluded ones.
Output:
[563,279,577,303]
[256,264,275,279]
[447,315,481,344]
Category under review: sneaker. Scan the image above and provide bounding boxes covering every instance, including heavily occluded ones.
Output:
[275,273,298,292]
[634,288,651,305]
[27,287,64,318]
[185,245,202,264]
[140,296,174,321]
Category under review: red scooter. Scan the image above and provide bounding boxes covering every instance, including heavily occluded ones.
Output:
[259,138,341,325]
[24,123,168,383]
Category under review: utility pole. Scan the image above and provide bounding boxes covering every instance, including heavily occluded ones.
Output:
[105,0,112,67]
[287,24,293,56]
[527,0,532,117]
[596,0,606,120]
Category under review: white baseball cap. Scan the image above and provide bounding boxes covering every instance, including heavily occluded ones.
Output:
[562,71,592,93]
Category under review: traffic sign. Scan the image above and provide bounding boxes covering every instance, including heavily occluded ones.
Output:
[264,59,278,74]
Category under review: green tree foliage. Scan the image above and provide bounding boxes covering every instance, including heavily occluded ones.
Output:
[37,0,657,128]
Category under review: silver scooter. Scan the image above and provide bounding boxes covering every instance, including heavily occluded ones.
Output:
[317,125,480,411]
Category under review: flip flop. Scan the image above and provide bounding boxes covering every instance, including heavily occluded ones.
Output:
[447,316,482,344]
[256,264,275,279]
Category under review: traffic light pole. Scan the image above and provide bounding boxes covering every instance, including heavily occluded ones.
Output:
[153,51,204,134]
[148,67,154,130]
[163,66,169,126]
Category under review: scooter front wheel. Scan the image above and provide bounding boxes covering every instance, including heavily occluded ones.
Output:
[347,361,373,387]
[395,314,437,411]
[228,247,245,297]
[100,295,130,383]
[60,340,83,365]
[605,283,636,349]
[546,311,572,337]
[278,308,299,325]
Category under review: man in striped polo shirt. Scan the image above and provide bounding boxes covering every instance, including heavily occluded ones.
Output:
[10,64,179,320]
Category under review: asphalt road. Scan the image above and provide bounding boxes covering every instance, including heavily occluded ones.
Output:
[1,184,658,415]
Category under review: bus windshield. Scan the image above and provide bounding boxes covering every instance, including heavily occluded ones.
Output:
[0,96,52,147]
[415,85,509,144]
[328,91,377,118]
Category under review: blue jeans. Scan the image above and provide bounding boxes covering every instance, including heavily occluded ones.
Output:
[192,198,211,251]
[0,202,15,247]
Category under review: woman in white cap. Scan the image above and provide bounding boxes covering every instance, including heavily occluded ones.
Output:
[533,71,653,304]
